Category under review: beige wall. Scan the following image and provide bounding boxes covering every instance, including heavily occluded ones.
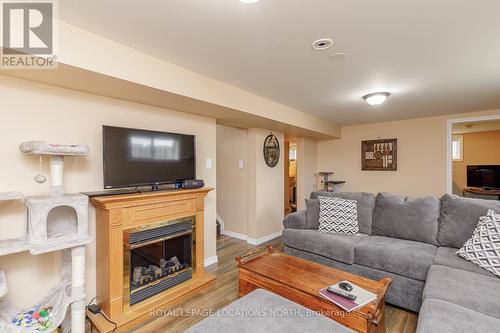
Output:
[216,125,248,235]
[296,138,318,210]
[216,126,284,241]
[453,130,500,193]
[0,75,217,307]
[247,128,284,239]
[3,20,340,138]
[317,110,500,197]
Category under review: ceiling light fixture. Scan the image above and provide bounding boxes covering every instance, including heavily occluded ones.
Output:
[363,92,391,106]
[240,0,260,3]
[312,38,333,51]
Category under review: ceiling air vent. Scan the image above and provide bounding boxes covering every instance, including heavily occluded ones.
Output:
[312,38,333,51]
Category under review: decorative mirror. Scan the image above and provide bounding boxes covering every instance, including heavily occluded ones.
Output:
[263,134,280,167]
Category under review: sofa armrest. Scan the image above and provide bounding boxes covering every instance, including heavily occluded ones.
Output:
[283,210,308,229]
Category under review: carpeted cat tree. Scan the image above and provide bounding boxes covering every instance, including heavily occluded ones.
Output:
[0,141,92,333]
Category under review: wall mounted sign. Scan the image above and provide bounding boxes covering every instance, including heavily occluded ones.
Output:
[263,134,280,168]
[361,138,397,171]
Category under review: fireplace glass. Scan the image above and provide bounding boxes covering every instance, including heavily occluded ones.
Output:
[124,217,194,306]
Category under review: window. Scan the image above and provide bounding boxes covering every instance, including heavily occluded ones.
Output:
[289,143,297,161]
[452,134,463,161]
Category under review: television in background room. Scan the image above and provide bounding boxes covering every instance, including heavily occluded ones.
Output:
[103,125,196,190]
[467,165,500,189]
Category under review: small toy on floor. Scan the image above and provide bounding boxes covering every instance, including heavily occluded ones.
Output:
[11,305,54,331]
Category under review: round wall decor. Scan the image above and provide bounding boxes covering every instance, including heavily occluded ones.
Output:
[263,134,280,167]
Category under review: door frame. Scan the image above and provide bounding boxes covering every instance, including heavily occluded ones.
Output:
[446,114,500,194]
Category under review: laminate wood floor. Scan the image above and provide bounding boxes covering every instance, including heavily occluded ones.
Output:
[88,234,417,333]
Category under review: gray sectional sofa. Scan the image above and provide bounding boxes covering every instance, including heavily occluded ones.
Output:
[283,191,500,333]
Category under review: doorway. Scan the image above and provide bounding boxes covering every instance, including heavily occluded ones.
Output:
[284,140,297,215]
[447,115,500,198]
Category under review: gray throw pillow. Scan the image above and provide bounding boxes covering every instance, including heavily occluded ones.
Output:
[305,198,320,229]
[457,209,500,278]
[318,196,359,235]
[438,194,500,248]
[372,192,439,245]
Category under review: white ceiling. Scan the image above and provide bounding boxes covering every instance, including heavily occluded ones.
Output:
[59,0,500,126]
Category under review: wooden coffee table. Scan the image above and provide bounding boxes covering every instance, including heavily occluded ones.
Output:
[236,246,391,333]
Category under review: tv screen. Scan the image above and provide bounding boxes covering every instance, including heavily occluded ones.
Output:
[467,165,500,189]
[103,126,195,189]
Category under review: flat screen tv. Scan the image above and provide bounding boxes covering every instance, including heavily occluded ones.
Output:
[103,126,195,189]
[467,165,500,189]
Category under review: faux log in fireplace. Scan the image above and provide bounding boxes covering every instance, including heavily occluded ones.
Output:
[87,188,215,333]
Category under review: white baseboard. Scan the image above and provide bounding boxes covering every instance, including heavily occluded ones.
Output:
[220,229,248,241]
[247,230,283,246]
[221,229,283,246]
[204,256,218,267]
[216,214,224,231]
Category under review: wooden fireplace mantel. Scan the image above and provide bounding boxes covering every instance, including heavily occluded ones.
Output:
[87,188,215,333]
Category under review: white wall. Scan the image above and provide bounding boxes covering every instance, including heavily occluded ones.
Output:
[216,126,284,242]
[247,128,284,240]
[0,75,217,307]
[216,125,248,235]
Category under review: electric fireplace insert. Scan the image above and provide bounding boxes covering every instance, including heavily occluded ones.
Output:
[123,217,194,306]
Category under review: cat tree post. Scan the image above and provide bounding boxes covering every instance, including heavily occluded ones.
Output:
[71,246,86,333]
[50,155,64,196]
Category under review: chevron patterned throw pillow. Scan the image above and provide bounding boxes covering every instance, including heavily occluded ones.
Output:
[318,196,359,236]
[457,209,500,278]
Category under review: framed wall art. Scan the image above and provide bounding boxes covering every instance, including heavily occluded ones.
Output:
[263,133,280,167]
[361,138,397,171]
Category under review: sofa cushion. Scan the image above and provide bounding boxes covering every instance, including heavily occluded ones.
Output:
[305,199,320,229]
[438,194,500,248]
[372,192,439,245]
[423,265,500,319]
[416,299,500,333]
[282,229,367,264]
[283,210,308,230]
[354,236,437,281]
[457,209,500,278]
[310,192,375,234]
[351,264,425,312]
[434,247,495,278]
[185,289,355,333]
[318,196,359,235]
[285,246,354,273]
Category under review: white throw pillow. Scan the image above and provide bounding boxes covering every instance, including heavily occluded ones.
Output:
[318,196,359,236]
[457,209,500,278]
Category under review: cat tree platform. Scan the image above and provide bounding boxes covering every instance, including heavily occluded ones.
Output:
[19,141,89,156]
[0,238,29,257]
[0,192,24,201]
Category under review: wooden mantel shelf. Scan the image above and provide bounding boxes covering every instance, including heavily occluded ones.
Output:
[88,187,215,333]
[91,187,214,209]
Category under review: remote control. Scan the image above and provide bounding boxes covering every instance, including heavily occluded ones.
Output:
[327,287,357,301]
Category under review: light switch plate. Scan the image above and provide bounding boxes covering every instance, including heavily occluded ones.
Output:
[206,158,212,169]
[238,160,244,169]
